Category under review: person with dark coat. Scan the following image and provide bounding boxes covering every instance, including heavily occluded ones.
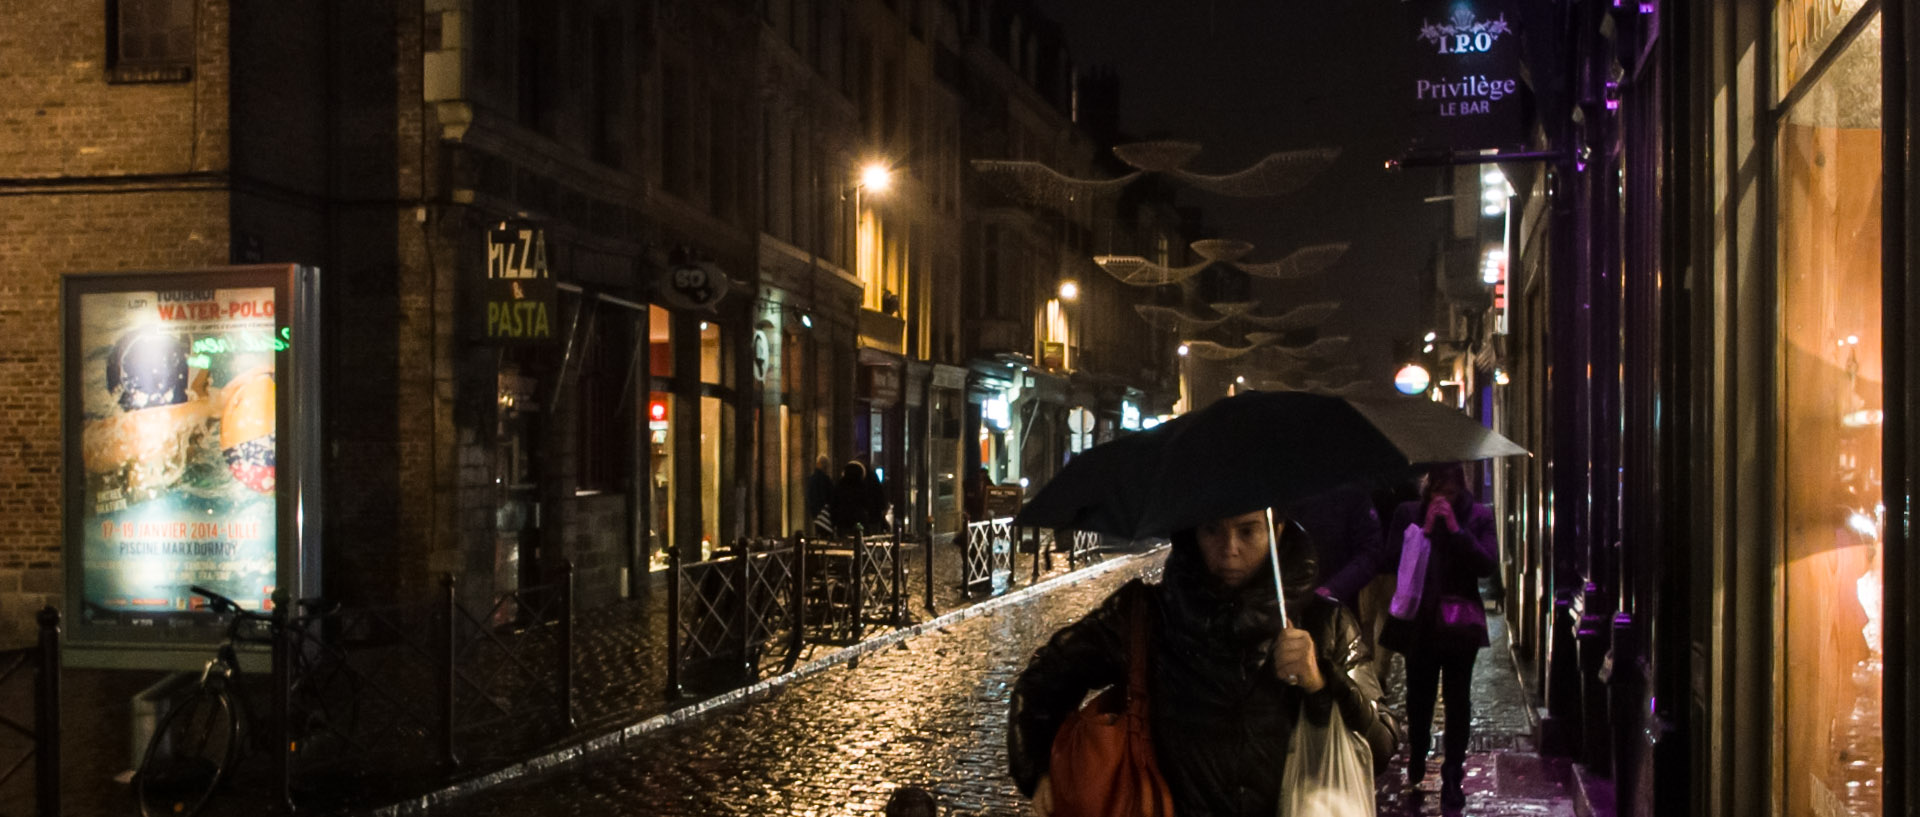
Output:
[963,467,989,522]
[1008,510,1401,817]
[861,456,892,532]
[1288,482,1385,609]
[804,455,834,536]
[828,461,871,537]
[1378,462,1498,809]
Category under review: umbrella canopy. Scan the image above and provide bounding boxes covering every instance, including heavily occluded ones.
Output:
[1345,395,1529,465]
[1016,390,1528,540]
[1136,391,1410,536]
[1013,414,1188,534]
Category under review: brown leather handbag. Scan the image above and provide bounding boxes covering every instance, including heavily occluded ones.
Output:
[1047,600,1176,817]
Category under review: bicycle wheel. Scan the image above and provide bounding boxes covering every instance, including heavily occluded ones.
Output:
[135,686,239,817]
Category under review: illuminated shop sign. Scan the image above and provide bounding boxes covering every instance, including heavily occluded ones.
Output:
[1405,1,1529,152]
[1395,363,1433,395]
[482,224,556,343]
[984,398,1011,430]
[63,265,321,669]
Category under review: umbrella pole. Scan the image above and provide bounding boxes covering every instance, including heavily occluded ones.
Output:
[1265,507,1288,628]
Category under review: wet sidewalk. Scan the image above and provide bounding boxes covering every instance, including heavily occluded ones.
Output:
[1375,609,1592,817]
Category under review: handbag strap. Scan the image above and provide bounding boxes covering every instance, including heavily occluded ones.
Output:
[1125,595,1151,717]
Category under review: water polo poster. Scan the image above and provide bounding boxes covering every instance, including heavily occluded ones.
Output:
[62,265,319,663]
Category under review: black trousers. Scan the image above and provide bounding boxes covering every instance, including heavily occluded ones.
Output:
[1404,649,1477,778]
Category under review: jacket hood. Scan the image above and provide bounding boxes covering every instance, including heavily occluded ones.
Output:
[1163,521,1319,640]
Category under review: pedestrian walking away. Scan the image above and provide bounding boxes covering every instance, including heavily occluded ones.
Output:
[863,455,893,532]
[806,454,835,536]
[1379,461,1499,810]
[1007,509,1401,817]
[1288,481,1384,611]
[830,460,872,537]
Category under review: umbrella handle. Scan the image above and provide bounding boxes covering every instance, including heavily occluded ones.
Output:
[1265,507,1288,629]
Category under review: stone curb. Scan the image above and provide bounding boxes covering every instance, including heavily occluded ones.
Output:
[1569,760,1617,817]
[366,545,1166,816]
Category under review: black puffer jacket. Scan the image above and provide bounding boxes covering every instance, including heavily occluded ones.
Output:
[1008,529,1401,817]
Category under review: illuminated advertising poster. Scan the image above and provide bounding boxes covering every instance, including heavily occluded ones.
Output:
[77,286,280,612]
[64,265,319,667]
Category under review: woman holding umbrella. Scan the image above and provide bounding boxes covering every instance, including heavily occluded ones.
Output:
[1006,509,1400,816]
[1378,461,1499,809]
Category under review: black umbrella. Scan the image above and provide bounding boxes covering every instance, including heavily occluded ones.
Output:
[1133,391,1407,537]
[1015,390,1527,539]
[1016,389,1526,622]
[1013,414,1189,535]
[1345,394,1530,466]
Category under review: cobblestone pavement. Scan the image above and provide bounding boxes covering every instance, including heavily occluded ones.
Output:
[442,561,1583,817]
[1376,612,1581,816]
[453,549,1162,817]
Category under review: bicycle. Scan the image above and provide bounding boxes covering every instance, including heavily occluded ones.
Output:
[133,586,338,817]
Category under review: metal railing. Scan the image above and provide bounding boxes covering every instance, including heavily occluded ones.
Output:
[961,517,1015,598]
[1068,530,1102,568]
[264,567,576,809]
[0,608,59,817]
[667,540,798,696]
[167,525,1122,811]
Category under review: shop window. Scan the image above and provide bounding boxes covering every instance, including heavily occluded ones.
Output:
[699,321,723,384]
[646,392,674,571]
[649,306,673,377]
[646,306,674,571]
[574,306,634,494]
[1777,20,1883,817]
[107,0,194,83]
[699,396,728,557]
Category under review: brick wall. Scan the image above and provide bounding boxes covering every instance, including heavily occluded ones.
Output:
[0,191,231,647]
[0,0,235,646]
[0,0,231,179]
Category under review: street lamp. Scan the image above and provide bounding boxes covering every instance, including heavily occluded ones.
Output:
[860,162,893,193]
[852,159,892,304]
[1058,280,1079,300]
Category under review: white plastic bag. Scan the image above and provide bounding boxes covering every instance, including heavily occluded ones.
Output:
[1277,701,1375,817]
[1388,523,1431,620]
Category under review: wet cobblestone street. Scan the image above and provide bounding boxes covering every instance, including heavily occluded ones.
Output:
[445,552,1583,817]
[455,547,1162,817]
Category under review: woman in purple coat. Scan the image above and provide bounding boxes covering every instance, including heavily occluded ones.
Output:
[1378,462,1498,809]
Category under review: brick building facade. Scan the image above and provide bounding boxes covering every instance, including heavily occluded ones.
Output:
[0,0,1176,648]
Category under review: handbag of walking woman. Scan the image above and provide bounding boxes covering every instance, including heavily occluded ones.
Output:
[1046,601,1176,817]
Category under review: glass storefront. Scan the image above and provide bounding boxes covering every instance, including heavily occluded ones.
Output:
[1776,10,1882,815]
[699,320,726,558]
[647,305,674,571]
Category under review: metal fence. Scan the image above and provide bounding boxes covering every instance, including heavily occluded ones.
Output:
[961,517,1015,598]
[668,539,800,696]
[193,523,1115,812]
[0,609,59,817]
[1068,530,1102,568]
[261,568,577,810]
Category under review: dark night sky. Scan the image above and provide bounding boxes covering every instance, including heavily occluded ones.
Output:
[1033,0,1450,379]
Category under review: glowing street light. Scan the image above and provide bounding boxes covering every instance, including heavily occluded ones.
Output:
[1177,344,1190,357]
[860,162,893,193]
[1058,280,1079,300]
[1395,363,1432,395]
